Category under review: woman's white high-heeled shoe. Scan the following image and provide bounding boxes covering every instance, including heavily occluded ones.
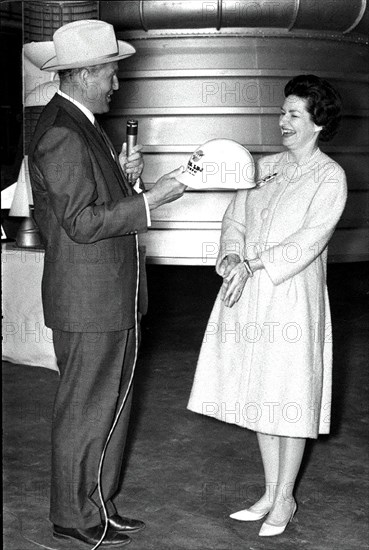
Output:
[229,506,271,521]
[258,501,297,536]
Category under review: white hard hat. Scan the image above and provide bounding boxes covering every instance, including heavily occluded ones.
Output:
[176,139,256,189]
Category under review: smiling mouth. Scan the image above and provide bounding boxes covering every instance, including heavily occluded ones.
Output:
[281,129,295,137]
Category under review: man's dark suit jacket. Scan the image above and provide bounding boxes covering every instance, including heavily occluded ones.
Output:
[28,93,148,333]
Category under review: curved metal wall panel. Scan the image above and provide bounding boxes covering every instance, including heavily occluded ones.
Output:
[100,25,368,263]
[354,7,369,35]
[23,1,368,263]
[292,0,367,33]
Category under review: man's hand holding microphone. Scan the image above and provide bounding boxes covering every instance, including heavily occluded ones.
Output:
[119,120,186,209]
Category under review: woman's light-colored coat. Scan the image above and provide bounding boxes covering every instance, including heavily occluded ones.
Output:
[188,150,347,438]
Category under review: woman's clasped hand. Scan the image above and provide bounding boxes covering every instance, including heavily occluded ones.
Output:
[219,255,250,308]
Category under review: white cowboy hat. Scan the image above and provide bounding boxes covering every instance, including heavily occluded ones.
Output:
[39,19,135,71]
[176,139,256,189]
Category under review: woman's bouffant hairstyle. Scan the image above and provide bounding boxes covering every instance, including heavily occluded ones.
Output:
[284,74,342,142]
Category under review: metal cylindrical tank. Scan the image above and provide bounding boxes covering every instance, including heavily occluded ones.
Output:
[23,1,99,153]
[99,0,368,263]
[24,1,368,263]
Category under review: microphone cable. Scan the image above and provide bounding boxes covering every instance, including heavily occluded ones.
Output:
[91,233,140,550]
[92,119,141,550]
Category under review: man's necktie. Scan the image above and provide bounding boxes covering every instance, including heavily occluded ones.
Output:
[94,119,116,158]
[94,119,132,195]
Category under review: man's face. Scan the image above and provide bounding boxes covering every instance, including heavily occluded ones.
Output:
[84,61,119,114]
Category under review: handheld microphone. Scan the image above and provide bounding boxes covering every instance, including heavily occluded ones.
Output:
[126,119,138,183]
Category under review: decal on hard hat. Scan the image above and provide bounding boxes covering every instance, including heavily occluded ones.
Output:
[176,139,256,190]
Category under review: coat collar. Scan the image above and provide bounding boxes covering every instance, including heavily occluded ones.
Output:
[57,89,95,125]
[51,94,132,196]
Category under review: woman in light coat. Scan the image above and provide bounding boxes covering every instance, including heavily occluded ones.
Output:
[187,75,347,537]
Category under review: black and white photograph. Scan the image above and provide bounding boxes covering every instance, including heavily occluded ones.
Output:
[2,1,368,549]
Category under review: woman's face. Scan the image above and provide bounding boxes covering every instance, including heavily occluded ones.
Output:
[279,95,322,152]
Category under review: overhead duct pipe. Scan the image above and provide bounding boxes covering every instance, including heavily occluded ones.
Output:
[101,0,368,36]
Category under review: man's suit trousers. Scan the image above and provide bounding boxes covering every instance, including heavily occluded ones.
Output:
[50,328,136,528]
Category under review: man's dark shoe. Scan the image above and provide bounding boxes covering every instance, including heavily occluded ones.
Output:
[53,523,131,546]
[108,514,145,533]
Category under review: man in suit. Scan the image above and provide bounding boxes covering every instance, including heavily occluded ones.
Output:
[28,20,186,547]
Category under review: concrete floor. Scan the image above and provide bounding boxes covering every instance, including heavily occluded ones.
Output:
[3,263,369,550]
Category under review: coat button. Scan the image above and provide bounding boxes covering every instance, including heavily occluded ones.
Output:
[261,208,269,219]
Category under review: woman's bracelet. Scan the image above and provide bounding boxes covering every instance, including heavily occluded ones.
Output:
[243,259,254,277]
